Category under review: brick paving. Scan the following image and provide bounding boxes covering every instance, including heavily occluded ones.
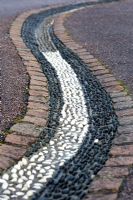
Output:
[53,10,133,199]
[0,9,49,173]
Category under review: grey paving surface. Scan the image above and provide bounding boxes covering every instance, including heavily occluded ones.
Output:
[0,0,89,17]
[65,0,133,97]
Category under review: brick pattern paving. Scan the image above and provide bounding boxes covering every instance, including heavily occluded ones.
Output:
[53,12,133,200]
[0,9,50,174]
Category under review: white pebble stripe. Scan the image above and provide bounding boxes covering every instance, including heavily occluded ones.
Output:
[0,51,89,200]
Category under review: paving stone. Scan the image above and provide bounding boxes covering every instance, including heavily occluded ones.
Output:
[28,70,44,77]
[28,102,48,110]
[88,61,102,67]
[85,58,99,63]
[29,90,49,97]
[113,96,132,103]
[110,92,128,98]
[27,66,42,72]
[79,54,95,60]
[114,101,133,110]
[119,116,133,126]
[30,79,47,87]
[30,85,48,91]
[118,125,133,134]
[96,74,114,80]
[10,123,42,137]
[114,132,133,145]
[0,156,15,170]
[116,108,133,117]
[24,60,40,66]
[92,69,110,76]
[27,109,48,118]
[102,81,118,87]
[0,144,26,160]
[22,116,47,126]
[99,77,116,83]
[106,157,133,167]
[22,55,37,61]
[106,85,124,93]
[31,75,47,82]
[29,95,49,103]
[98,167,129,178]
[85,193,117,200]
[88,177,122,193]
[90,65,105,71]
[110,145,133,156]
[5,134,36,146]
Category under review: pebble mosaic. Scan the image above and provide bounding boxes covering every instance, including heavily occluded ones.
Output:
[0,1,119,199]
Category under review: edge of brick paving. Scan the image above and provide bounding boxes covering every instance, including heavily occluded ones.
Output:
[0,8,51,173]
[53,11,133,200]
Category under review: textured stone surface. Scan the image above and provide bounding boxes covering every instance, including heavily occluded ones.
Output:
[10,123,43,137]
[5,134,36,146]
[0,144,26,160]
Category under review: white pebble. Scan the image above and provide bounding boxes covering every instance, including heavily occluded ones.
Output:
[2,174,9,181]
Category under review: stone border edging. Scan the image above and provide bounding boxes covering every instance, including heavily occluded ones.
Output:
[0,8,52,173]
[53,11,133,200]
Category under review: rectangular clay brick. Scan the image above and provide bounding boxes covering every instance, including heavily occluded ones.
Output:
[28,71,44,77]
[0,144,26,160]
[10,123,43,137]
[22,56,37,61]
[30,80,47,87]
[118,125,133,134]
[110,145,133,156]
[110,92,128,98]
[29,96,49,103]
[96,74,114,81]
[27,109,48,118]
[85,193,117,200]
[99,77,116,83]
[98,166,128,178]
[114,101,133,110]
[114,132,133,145]
[22,116,47,127]
[31,75,47,82]
[106,156,133,166]
[119,116,133,126]
[30,85,48,92]
[116,108,133,117]
[29,90,49,97]
[85,58,98,63]
[78,54,95,59]
[0,155,15,170]
[27,66,42,73]
[88,177,122,193]
[24,61,41,68]
[90,65,105,71]
[5,134,36,146]
[106,85,124,93]
[88,61,102,67]
[102,81,119,88]
[28,102,48,110]
[113,96,132,103]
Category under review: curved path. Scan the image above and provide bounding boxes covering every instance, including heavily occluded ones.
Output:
[0,0,89,132]
[64,1,133,199]
[0,1,119,200]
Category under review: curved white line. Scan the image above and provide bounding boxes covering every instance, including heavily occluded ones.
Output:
[0,51,89,200]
